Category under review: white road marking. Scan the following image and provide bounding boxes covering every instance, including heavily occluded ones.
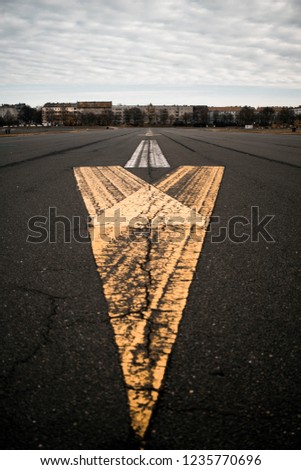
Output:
[125,139,170,168]
[124,141,144,168]
[150,140,170,167]
[139,140,149,167]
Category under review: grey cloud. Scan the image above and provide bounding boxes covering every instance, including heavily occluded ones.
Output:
[1,0,300,91]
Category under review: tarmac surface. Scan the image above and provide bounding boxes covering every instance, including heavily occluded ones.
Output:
[0,127,300,449]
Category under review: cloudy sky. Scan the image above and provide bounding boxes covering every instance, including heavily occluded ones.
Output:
[1,0,300,107]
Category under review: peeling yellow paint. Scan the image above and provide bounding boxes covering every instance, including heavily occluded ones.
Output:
[74,165,224,440]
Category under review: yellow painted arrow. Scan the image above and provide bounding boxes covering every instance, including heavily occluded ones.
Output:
[74,165,224,440]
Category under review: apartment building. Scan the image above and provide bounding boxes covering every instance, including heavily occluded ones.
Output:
[42,101,112,125]
[77,101,112,114]
[112,104,194,125]
[208,106,242,124]
[292,107,301,116]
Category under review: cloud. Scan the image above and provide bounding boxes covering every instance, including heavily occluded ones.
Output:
[0,0,300,105]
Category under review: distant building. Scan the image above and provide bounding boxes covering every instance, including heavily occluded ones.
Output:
[292,107,301,116]
[112,104,194,125]
[42,101,112,125]
[77,101,112,114]
[40,101,301,127]
[208,106,242,124]
[112,105,126,125]
[42,102,76,125]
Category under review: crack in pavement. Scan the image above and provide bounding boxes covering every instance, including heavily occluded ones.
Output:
[0,283,98,385]
[0,296,59,385]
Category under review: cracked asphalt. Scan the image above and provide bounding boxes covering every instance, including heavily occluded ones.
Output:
[0,128,300,449]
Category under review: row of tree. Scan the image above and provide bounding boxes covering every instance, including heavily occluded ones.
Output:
[55,110,114,127]
[45,105,172,127]
[120,105,298,127]
[213,106,296,127]
[1,104,299,127]
[117,106,297,127]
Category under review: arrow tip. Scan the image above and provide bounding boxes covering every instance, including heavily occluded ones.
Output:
[128,388,159,439]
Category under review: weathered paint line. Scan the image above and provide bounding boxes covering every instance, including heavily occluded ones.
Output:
[124,140,170,168]
[74,165,224,440]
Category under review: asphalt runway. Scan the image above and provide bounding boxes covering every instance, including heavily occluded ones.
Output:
[0,128,300,449]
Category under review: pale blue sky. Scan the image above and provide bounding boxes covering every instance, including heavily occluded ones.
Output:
[1,0,300,107]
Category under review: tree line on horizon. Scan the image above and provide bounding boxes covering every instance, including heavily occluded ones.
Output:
[0,104,298,128]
